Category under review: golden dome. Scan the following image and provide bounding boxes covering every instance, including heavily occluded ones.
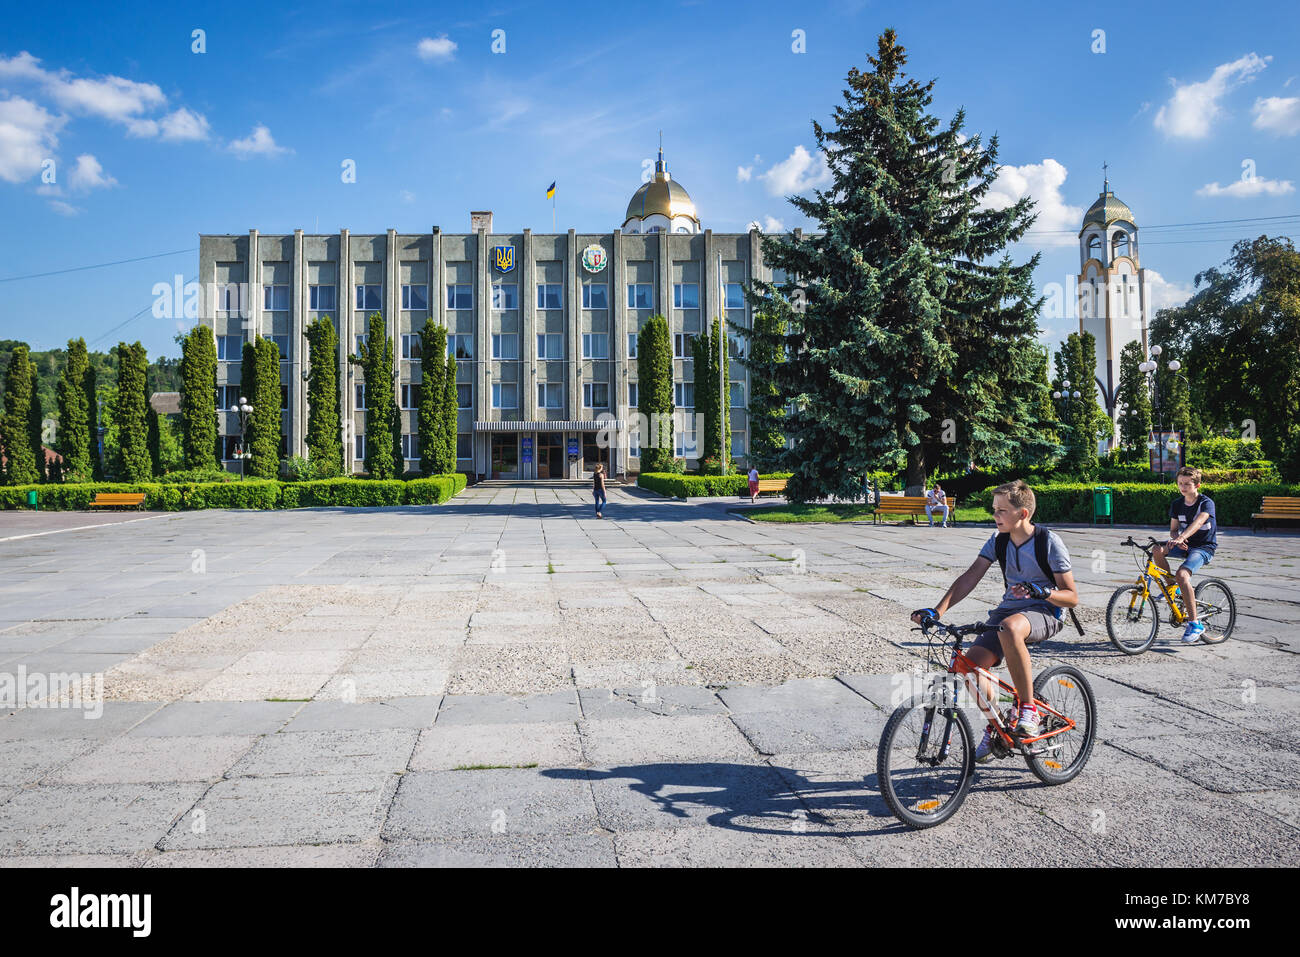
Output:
[624,149,699,228]
[1081,188,1136,231]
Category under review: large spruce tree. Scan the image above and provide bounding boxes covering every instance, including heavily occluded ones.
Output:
[418,319,449,474]
[1,345,40,485]
[113,342,152,481]
[239,337,283,478]
[304,317,342,476]
[57,338,94,482]
[740,30,1050,500]
[349,313,400,478]
[179,325,218,470]
[636,315,674,472]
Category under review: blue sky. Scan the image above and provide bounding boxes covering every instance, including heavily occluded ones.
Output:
[2,0,1298,359]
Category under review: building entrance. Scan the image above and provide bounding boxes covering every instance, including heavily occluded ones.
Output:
[537,432,565,479]
[490,433,518,478]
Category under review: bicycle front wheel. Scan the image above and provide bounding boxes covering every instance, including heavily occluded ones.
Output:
[1105,585,1159,655]
[877,695,975,829]
[1194,579,1237,643]
[1025,665,1097,785]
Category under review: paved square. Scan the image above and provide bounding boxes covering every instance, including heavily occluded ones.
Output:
[1,481,1297,866]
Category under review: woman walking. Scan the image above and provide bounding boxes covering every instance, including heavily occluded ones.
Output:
[593,463,607,518]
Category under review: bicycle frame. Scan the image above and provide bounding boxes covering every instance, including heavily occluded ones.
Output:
[1129,551,1187,624]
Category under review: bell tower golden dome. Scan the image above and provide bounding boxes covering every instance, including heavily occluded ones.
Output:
[622,141,700,234]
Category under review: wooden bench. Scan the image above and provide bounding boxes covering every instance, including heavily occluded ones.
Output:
[873,495,958,525]
[1252,496,1300,531]
[742,478,788,499]
[88,492,146,509]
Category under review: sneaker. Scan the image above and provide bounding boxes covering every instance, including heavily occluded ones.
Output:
[1182,621,1206,643]
[975,725,996,763]
[1015,706,1041,738]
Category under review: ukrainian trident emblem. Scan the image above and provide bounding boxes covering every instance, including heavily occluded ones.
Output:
[493,245,515,273]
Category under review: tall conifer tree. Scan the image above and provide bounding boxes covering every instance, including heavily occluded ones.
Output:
[179,326,218,470]
[58,338,94,482]
[1,345,40,485]
[304,317,342,476]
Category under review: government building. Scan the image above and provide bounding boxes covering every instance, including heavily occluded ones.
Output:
[200,148,789,480]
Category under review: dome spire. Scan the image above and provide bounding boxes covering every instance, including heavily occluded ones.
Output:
[1102,160,1109,193]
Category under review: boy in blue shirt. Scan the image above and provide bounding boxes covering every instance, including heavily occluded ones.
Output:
[1152,466,1218,643]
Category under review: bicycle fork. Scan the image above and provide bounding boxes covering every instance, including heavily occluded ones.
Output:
[916,680,961,764]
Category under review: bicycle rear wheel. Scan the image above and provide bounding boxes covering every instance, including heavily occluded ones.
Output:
[1193,579,1236,643]
[1025,665,1096,785]
[1105,585,1159,655]
[877,695,975,829]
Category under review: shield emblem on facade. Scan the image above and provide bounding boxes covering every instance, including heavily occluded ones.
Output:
[493,245,515,273]
[581,243,607,273]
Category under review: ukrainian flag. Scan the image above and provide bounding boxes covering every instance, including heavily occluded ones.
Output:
[546,181,556,199]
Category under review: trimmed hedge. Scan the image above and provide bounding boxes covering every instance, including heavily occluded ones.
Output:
[0,474,467,511]
[969,482,1300,527]
[638,472,793,499]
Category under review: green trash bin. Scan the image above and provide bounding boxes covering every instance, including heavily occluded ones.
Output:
[26,490,38,510]
[1093,486,1113,525]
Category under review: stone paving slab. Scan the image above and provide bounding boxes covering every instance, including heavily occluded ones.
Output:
[0,783,207,855]
[384,769,600,840]
[729,707,888,755]
[410,721,582,771]
[229,729,417,777]
[580,714,755,765]
[128,701,301,737]
[280,697,443,733]
[434,691,581,725]
[144,843,381,867]
[378,834,617,867]
[50,735,256,785]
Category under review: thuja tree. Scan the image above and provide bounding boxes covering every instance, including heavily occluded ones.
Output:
[1052,332,1109,473]
[349,312,400,478]
[1115,339,1152,452]
[112,342,152,481]
[442,349,459,471]
[304,317,342,475]
[739,307,788,471]
[740,30,1051,501]
[636,314,674,471]
[57,338,94,482]
[691,317,729,467]
[27,362,43,480]
[179,325,218,469]
[86,362,101,479]
[239,337,282,478]
[1,344,40,484]
[418,319,453,474]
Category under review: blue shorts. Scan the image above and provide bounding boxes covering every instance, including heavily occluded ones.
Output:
[1168,545,1212,575]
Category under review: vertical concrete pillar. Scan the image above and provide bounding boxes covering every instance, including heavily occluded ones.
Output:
[522,229,536,421]
[292,229,305,458]
[340,229,352,473]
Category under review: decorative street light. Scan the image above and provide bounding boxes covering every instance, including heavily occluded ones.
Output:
[230,397,254,478]
[1137,345,1190,476]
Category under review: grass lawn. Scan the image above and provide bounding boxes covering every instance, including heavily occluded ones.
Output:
[739,503,994,525]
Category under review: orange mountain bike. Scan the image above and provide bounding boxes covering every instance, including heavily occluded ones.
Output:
[877,616,1097,829]
[1105,536,1237,655]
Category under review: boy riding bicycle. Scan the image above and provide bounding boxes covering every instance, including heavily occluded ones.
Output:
[1151,466,1217,643]
[911,480,1080,762]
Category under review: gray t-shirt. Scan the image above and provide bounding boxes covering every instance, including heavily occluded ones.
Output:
[977,528,1072,618]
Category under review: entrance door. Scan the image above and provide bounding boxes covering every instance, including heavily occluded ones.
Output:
[582,433,610,475]
[490,433,518,478]
[537,432,563,479]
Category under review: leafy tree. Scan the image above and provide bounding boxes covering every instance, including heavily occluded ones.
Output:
[239,337,282,479]
[1114,339,1152,451]
[738,30,1050,501]
[304,317,342,476]
[1,344,40,485]
[442,349,459,473]
[179,326,218,470]
[113,341,152,481]
[348,313,400,478]
[691,317,729,468]
[636,315,674,472]
[57,338,94,482]
[418,319,451,474]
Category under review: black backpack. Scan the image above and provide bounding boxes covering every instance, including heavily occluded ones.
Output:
[994,525,1085,635]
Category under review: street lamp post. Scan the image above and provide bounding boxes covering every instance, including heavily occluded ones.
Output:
[1138,345,1189,476]
[1052,378,1085,461]
[230,397,253,478]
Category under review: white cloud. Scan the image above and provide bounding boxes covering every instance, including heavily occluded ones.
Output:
[1145,269,1194,313]
[736,165,752,182]
[1154,53,1271,139]
[0,51,45,81]
[0,94,63,183]
[762,215,784,233]
[759,145,832,196]
[400,189,416,204]
[49,199,80,216]
[417,35,457,62]
[1196,176,1295,198]
[67,153,117,191]
[228,124,290,158]
[159,108,211,142]
[1252,95,1300,135]
[979,158,1084,247]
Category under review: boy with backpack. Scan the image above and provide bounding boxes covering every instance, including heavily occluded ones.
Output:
[911,479,1082,762]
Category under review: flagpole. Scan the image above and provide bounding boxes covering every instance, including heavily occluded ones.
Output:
[552,195,555,233]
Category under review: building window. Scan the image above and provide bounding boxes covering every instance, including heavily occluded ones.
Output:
[448,334,473,359]
[628,332,638,358]
[401,433,418,460]
[582,284,608,309]
[355,433,366,461]
[401,334,422,360]
[724,283,744,309]
[401,384,421,409]
[627,283,653,309]
[492,382,517,409]
[492,334,518,360]
[730,382,745,408]
[536,334,563,360]
[263,334,290,360]
[675,430,697,458]
[536,284,562,310]
[491,283,518,310]
[731,431,746,456]
[728,333,746,359]
[538,383,562,408]
[280,385,289,411]
[354,334,367,355]
[674,333,695,359]
[221,435,240,460]
[217,335,243,362]
[355,383,367,410]
[582,333,608,359]
[456,384,472,409]
[675,382,695,408]
[402,285,428,310]
[216,385,241,409]
[584,382,609,408]
[446,285,473,310]
[673,283,699,309]
[627,382,638,408]
[263,284,289,312]
[629,431,640,456]
[355,284,381,311]
[456,433,472,460]
[309,285,336,313]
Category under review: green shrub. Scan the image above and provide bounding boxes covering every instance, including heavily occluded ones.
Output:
[969,481,1300,527]
[184,479,280,509]
[404,473,467,504]
[1185,438,1264,470]
[639,472,793,499]
[157,467,238,484]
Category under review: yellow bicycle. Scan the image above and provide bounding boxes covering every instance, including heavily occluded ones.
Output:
[1105,536,1236,654]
